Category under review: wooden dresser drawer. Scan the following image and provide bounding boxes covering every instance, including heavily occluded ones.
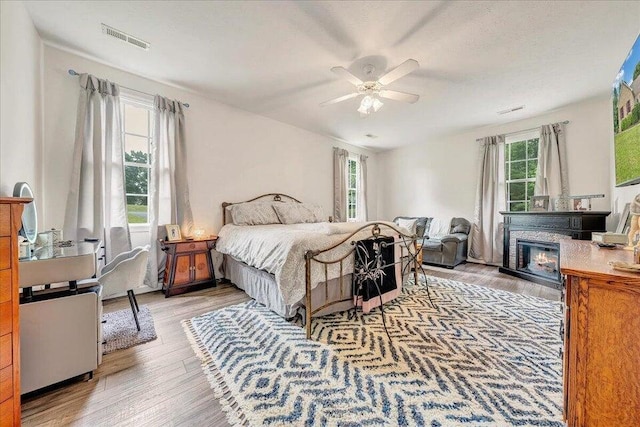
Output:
[0,397,13,425]
[0,205,9,237]
[0,302,12,336]
[0,238,10,271]
[0,365,12,403]
[0,270,11,304]
[175,241,209,253]
[0,334,12,370]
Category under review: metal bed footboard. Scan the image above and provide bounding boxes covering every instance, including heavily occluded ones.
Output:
[303,222,428,340]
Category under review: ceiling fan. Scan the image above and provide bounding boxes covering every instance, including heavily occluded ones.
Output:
[321,59,420,116]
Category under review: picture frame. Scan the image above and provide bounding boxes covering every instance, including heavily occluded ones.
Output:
[530,195,550,212]
[572,198,590,211]
[165,224,182,242]
[616,203,630,234]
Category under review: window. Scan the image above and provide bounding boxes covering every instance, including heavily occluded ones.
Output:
[620,106,625,119]
[121,91,153,224]
[347,157,360,221]
[627,100,632,114]
[505,134,539,212]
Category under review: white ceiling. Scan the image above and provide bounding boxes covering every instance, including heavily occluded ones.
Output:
[24,1,640,150]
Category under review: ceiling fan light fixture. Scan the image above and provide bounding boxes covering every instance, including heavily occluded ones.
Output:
[357,95,382,115]
[372,98,384,112]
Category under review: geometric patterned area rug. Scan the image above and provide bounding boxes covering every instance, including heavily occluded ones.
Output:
[103,305,157,354]
[183,276,563,426]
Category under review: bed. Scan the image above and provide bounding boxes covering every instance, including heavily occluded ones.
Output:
[217,193,424,338]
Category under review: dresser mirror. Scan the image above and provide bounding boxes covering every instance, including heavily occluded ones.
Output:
[13,181,38,244]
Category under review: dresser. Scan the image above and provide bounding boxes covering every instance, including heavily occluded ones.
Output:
[560,240,640,427]
[160,237,217,297]
[1,197,30,427]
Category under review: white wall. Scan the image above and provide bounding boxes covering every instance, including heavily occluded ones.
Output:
[0,1,43,216]
[41,45,378,239]
[377,95,613,226]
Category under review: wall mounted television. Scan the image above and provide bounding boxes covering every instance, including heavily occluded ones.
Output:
[613,33,640,187]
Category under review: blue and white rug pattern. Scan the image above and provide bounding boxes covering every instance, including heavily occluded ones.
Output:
[183,276,564,426]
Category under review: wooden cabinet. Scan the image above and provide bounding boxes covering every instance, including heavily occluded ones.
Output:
[160,238,217,297]
[0,197,30,427]
[560,240,640,427]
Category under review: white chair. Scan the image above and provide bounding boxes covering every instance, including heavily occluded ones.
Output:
[99,246,150,331]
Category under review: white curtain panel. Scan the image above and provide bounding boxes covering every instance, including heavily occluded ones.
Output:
[64,74,131,262]
[333,147,349,222]
[535,122,569,199]
[146,95,194,288]
[356,154,368,221]
[468,135,506,265]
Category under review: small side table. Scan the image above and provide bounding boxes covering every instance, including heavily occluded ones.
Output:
[416,243,423,266]
[160,237,217,297]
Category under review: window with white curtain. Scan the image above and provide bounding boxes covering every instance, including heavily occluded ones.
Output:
[120,90,154,224]
[347,156,360,221]
[505,130,540,212]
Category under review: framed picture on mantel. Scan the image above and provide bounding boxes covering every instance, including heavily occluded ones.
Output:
[531,195,549,212]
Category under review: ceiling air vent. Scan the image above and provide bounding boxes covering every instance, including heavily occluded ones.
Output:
[497,105,525,115]
[101,24,150,51]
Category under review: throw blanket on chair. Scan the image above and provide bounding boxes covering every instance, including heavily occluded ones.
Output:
[353,236,402,313]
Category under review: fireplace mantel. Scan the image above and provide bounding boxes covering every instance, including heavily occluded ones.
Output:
[499,211,610,288]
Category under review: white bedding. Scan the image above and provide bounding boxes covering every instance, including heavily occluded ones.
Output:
[216,221,400,306]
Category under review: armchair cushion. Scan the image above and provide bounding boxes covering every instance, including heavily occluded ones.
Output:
[440,233,469,244]
[422,240,443,252]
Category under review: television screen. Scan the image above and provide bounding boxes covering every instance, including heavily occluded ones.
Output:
[613,33,640,187]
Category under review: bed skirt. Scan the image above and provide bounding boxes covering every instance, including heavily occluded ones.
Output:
[223,255,354,320]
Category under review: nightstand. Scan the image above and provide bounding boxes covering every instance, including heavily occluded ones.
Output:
[160,237,217,297]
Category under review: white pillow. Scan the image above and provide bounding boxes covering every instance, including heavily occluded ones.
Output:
[396,218,418,235]
[227,202,281,226]
[428,218,450,239]
[273,203,324,224]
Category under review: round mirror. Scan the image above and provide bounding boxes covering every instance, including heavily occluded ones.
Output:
[12,182,37,244]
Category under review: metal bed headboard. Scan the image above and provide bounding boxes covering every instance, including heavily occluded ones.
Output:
[221,193,302,226]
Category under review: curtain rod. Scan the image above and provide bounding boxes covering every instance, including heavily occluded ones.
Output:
[68,69,190,108]
[503,120,569,138]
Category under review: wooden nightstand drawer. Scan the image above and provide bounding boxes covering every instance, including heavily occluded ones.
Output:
[174,241,209,253]
[0,334,12,370]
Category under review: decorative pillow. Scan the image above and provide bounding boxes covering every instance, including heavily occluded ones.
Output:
[227,202,281,226]
[273,203,324,224]
[396,218,418,235]
[428,218,450,239]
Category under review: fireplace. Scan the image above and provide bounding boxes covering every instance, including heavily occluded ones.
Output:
[516,239,561,284]
[499,211,609,289]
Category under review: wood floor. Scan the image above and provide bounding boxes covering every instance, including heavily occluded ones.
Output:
[21,263,559,426]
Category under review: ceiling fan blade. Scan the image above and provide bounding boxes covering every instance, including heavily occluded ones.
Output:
[377,59,419,85]
[379,90,420,104]
[320,92,359,106]
[331,66,363,86]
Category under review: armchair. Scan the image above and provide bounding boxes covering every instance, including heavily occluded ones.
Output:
[421,217,470,268]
